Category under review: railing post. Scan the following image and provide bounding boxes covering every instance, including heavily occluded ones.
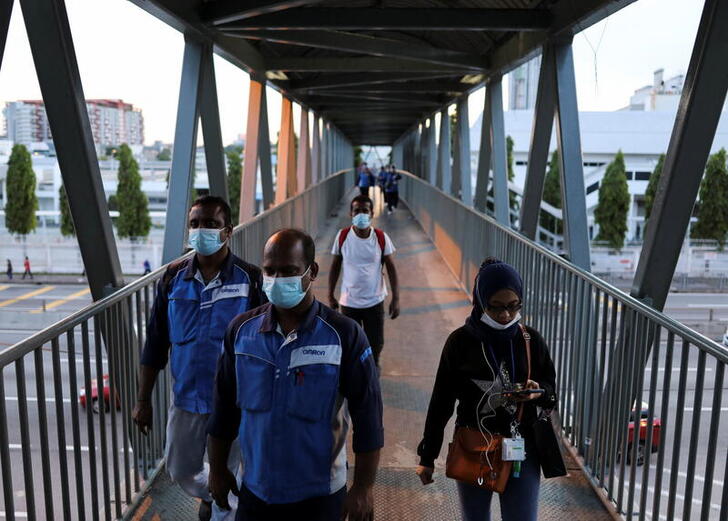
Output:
[199,44,228,201]
[311,113,321,183]
[20,0,124,298]
[454,95,472,204]
[521,44,557,239]
[489,76,510,226]
[436,107,451,191]
[276,96,296,203]
[553,39,591,270]
[632,0,728,311]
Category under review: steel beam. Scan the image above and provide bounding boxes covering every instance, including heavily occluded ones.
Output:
[163,37,204,263]
[199,45,228,200]
[227,30,487,70]
[454,95,473,204]
[241,78,265,220]
[632,0,728,311]
[308,92,442,105]
[289,72,462,91]
[311,114,321,182]
[266,56,468,73]
[426,117,438,185]
[489,77,509,226]
[553,40,590,270]
[202,0,325,25]
[0,0,12,68]
[20,0,123,299]
[297,108,311,191]
[474,88,493,213]
[257,86,274,209]
[275,96,296,203]
[436,108,451,191]
[305,82,469,94]
[222,8,550,31]
[520,44,556,239]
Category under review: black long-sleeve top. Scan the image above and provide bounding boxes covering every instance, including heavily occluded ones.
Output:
[417,324,557,468]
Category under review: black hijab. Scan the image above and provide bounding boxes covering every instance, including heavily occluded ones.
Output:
[464,258,524,342]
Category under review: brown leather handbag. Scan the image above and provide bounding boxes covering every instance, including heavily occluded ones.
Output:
[445,325,532,493]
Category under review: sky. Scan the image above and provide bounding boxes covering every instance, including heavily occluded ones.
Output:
[0,0,707,146]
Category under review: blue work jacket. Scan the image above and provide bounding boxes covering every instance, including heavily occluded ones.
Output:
[141,251,265,414]
[207,300,384,504]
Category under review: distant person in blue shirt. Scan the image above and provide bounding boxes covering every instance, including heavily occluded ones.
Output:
[207,228,384,521]
[384,165,402,214]
[357,162,376,197]
[143,259,152,274]
[132,195,265,521]
[6,259,12,280]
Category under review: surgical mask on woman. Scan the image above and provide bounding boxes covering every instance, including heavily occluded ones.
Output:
[263,266,311,309]
[480,311,522,330]
[188,228,225,256]
[352,213,371,230]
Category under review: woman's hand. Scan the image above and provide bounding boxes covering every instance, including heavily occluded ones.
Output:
[513,379,542,402]
[416,465,434,485]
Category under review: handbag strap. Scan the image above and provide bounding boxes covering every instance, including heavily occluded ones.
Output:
[515,324,532,423]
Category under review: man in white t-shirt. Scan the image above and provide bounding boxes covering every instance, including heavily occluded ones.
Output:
[328,195,400,369]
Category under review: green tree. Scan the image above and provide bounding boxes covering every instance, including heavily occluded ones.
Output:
[594,150,630,250]
[59,185,75,237]
[5,144,38,235]
[644,153,665,221]
[156,148,171,161]
[354,146,363,167]
[539,150,562,235]
[506,135,519,221]
[115,144,151,239]
[227,149,242,225]
[691,148,728,248]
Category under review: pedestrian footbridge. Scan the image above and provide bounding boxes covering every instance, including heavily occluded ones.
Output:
[3,0,728,519]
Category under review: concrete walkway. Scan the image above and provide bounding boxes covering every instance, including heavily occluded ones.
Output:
[129,193,614,520]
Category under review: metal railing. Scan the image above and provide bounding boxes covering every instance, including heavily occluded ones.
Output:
[399,171,727,521]
[0,170,350,521]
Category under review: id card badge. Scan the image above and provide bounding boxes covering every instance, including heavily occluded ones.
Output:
[502,437,526,461]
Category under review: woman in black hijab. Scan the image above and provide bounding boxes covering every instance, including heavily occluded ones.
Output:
[416,258,557,521]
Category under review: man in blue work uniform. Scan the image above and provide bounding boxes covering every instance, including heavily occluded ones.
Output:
[357,162,375,197]
[207,229,384,521]
[132,195,265,521]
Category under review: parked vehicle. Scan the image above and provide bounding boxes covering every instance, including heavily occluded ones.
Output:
[79,374,120,413]
[624,402,661,466]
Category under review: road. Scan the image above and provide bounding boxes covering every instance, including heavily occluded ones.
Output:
[0,283,725,519]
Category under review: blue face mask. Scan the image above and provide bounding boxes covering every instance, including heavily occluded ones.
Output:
[188,228,225,256]
[352,213,371,230]
[263,266,311,309]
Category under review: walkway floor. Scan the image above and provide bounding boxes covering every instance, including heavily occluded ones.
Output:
[129,192,614,520]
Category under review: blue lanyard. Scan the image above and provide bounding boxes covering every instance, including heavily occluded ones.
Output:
[486,341,516,383]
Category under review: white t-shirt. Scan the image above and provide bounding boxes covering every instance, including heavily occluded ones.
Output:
[331,227,395,309]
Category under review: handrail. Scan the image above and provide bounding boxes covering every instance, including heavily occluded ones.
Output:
[397,169,728,363]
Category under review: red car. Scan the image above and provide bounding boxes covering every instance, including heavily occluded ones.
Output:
[625,403,661,466]
[79,374,121,413]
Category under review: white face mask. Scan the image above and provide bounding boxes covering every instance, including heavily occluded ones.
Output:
[481,311,522,330]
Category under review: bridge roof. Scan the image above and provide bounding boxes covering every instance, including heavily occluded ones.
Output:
[128,0,636,145]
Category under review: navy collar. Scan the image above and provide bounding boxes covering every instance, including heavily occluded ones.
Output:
[259,299,321,334]
[182,249,234,282]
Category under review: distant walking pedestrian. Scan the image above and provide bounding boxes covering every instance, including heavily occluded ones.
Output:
[22,256,32,280]
[143,259,151,274]
[329,195,400,370]
[6,259,12,280]
[357,163,375,197]
[384,166,402,214]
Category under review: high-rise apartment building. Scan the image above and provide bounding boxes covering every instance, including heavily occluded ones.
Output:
[4,99,144,147]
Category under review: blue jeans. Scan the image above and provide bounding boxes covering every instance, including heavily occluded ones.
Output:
[456,445,540,521]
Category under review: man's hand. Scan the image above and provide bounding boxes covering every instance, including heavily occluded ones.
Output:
[132,400,153,435]
[416,465,434,485]
[208,468,239,511]
[512,379,542,402]
[329,294,340,310]
[341,484,373,520]
[389,297,400,319]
